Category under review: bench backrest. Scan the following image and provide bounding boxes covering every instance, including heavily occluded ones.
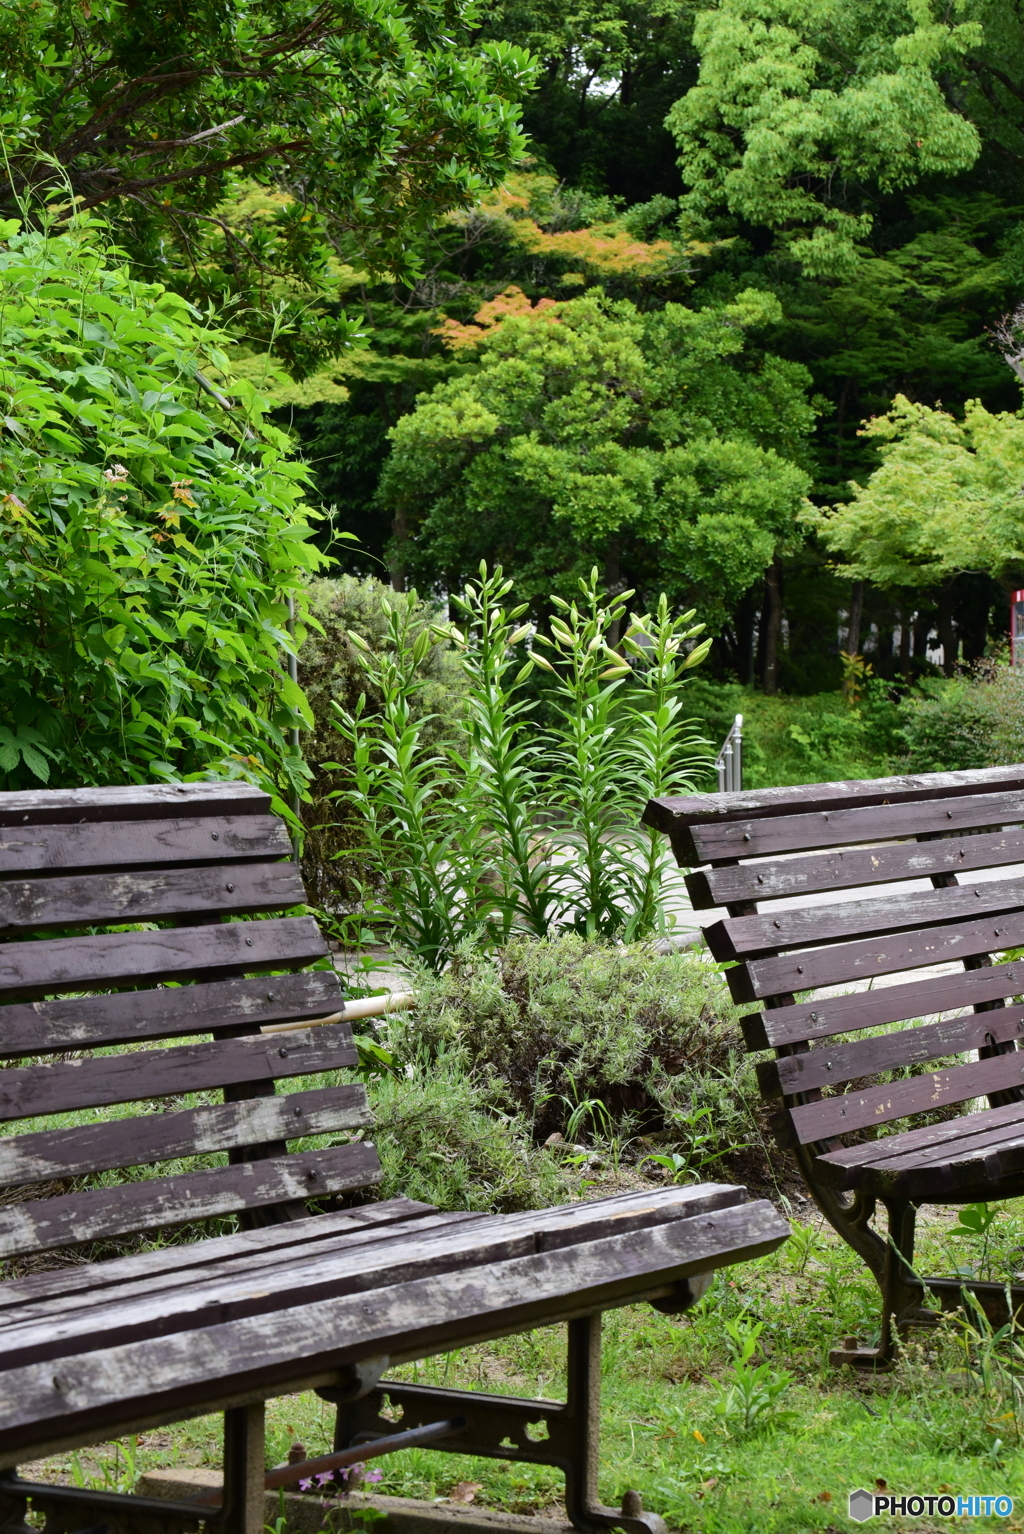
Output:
[645,766,1024,1154]
[0,783,376,1271]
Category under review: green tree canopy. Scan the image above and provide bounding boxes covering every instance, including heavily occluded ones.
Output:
[811,393,1024,587]
[0,0,536,330]
[378,288,814,623]
[668,0,985,274]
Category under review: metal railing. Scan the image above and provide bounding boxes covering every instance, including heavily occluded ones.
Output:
[715,713,743,793]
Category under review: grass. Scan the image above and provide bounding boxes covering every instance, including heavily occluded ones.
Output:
[24,1197,1024,1533]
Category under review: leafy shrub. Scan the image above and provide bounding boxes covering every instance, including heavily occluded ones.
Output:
[385,935,756,1173]
[298,575,467,910]
[898,675,996,772]
[367,1047,569,1213]
[683,679,902,789]
[0,218,320,803]
[331,567,710,965]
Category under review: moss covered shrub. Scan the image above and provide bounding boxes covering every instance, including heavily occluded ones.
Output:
[383,935,763,1181]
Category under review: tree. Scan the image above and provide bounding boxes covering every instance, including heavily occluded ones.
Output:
[0,0,536,349]
[377,287,813,634]
[668,0,985,275]
[812,393,1024,585]
[810,393,1024,665]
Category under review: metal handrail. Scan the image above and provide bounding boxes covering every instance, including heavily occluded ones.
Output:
[715,713,743,793]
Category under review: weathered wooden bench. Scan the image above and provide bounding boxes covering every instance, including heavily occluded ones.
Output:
[645,764,1024,1370]
[0,782,788,1534]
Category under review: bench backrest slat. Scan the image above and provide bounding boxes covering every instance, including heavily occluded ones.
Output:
[0,782,272,826]
[0,861,307,933]
[742,957,1024,1049]
[0,916,327,999]
[687,827,1024,910]
[0,1142,382,1259]
[706,874,1024,959]
[0,1024,358,1121]
[0,814,292,876]
[0,1084,370,1187]
[0,971,343,1059]
[0,783,376,1269]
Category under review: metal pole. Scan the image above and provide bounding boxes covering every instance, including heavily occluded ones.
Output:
[286,593,302,860]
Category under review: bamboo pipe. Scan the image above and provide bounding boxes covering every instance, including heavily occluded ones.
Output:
[260,991,417,1035]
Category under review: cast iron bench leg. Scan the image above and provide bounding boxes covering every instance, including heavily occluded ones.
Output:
[222,1403,266,1534]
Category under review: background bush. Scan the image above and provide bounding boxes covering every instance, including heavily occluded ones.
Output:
[298,575,466,912]
[0,218,320,805]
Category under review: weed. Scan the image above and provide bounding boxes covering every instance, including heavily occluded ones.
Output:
[712,1315,795,1438]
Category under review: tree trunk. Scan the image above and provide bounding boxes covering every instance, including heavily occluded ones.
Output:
[389,507,408,593]
[938,587,958,674]
[899,604,912,667]
[762,559,783,695]
[846,580,864,656]
[603,541,624,649]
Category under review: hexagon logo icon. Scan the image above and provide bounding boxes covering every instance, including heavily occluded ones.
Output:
[848,1488,875,1522]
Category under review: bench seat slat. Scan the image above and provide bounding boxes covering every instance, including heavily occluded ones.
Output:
[0,1196,790,1463]
[0,1187,720,1327]
[733,908,1024,1002]
[0,816,292,878]
[0,916,327,1000]
[789,1053,1024,1143]
[760,1004,1024,1096]
[0,783,270,828]
[0,1199,437,1312]
[707,875,1024,960]
[0,971,343,1058]
[0,1185,744,1366]
[0,863,306,934]
[815,1098,1024,1171]
[0,1142,381,1259]
[741,958,1024,1049]
[0,1023,357,1120]
[0,1084,370,1186]
[685,828,1024,909]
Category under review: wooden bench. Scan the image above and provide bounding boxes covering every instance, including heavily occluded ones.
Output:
[0,782,788,1534]
[645,763,1024,1370]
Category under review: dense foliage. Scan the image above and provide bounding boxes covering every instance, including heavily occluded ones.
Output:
[379,288,814,623]
[0,0,536,348]
[0,218,321,801]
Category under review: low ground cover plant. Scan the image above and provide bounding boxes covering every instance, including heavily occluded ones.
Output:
[380,934,770,1193]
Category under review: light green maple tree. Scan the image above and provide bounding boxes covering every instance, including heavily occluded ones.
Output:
[810,393,1024,587]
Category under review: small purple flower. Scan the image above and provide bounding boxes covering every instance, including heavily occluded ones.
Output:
[315,1471,335,1487]
[299,1479,313,1492]
[365,1469,383,1485]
